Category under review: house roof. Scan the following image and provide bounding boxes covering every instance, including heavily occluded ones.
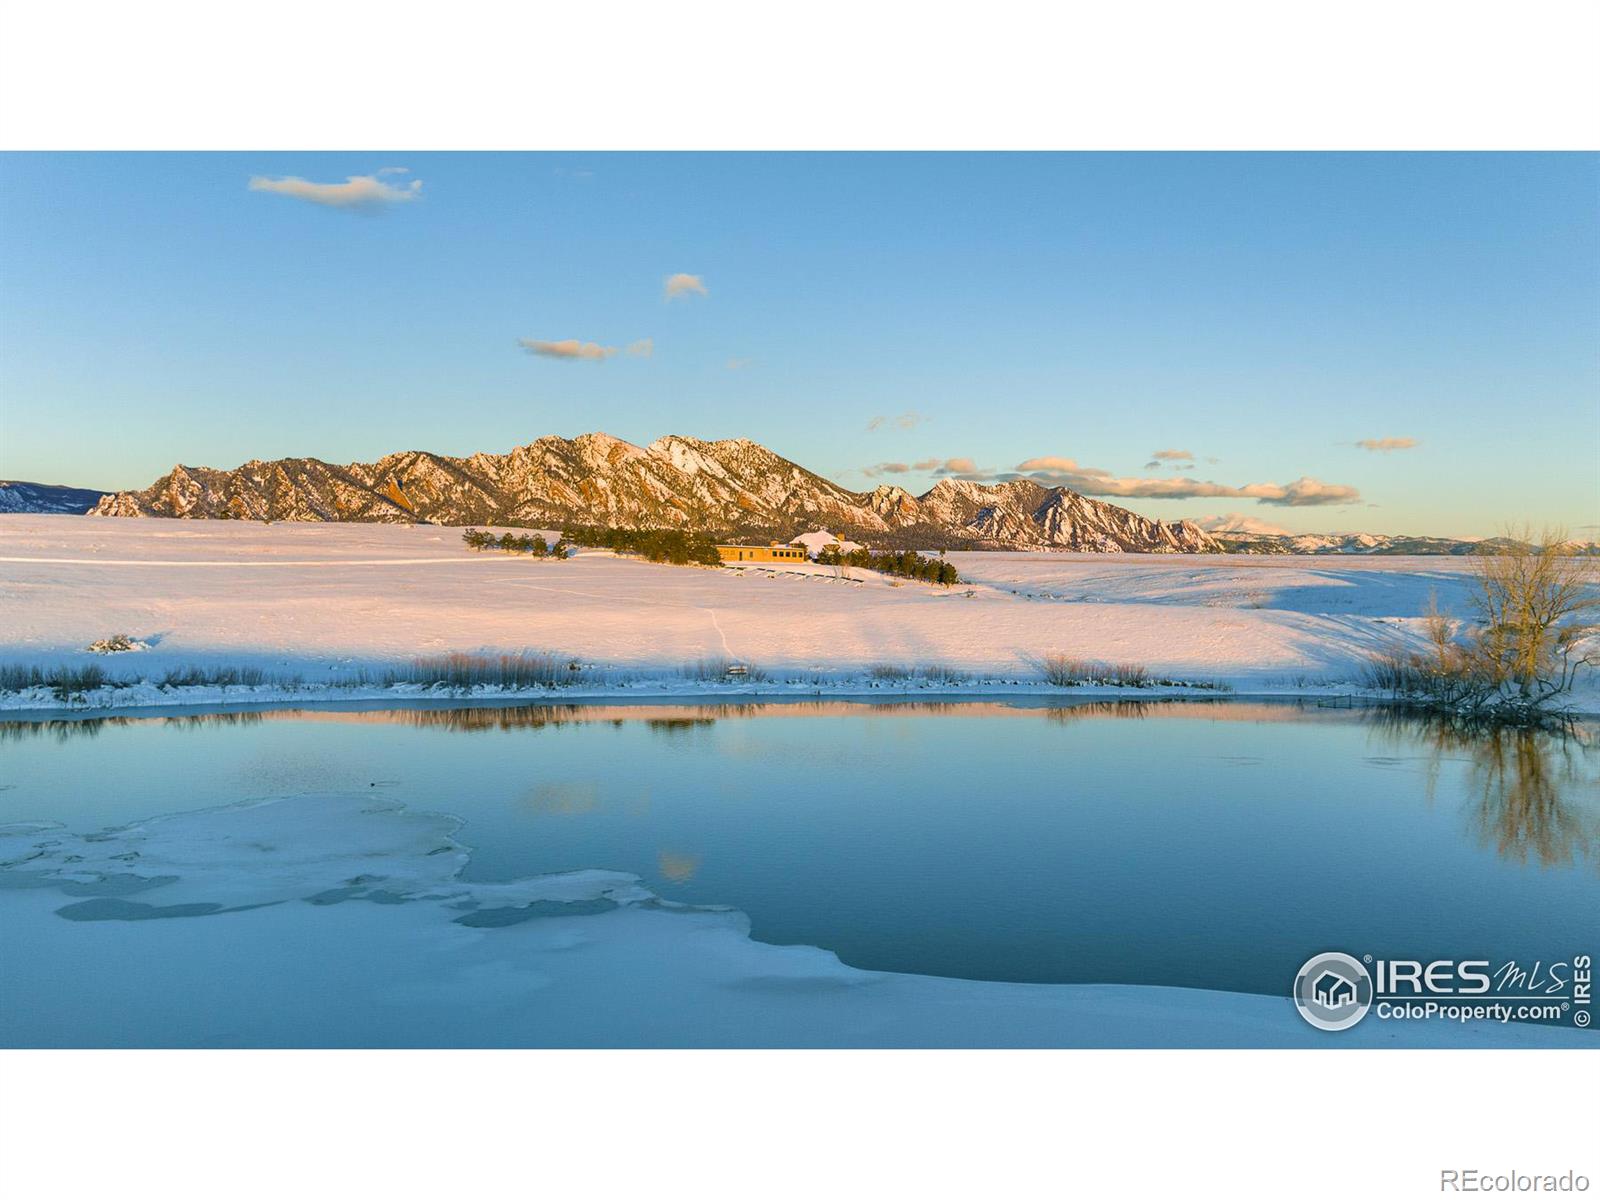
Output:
[1313,971,1355,997]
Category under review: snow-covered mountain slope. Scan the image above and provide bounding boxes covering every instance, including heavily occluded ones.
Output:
[0,480,106,514]
[915,477,1214,552]
[89,432,1220,553]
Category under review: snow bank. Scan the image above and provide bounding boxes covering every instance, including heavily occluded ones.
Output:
[2,792,1580,1048]
[2,515,1595,713]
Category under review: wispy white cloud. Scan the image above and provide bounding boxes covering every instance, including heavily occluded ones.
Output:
[861,457,946,477]
[865,411,928,432]
[664,273,708,300]
[1013,456,1080,474]
[626,338,654,358]
[1355,436,1420,452]
[859,453,1348,503]
[1145,447,1196,469]
[518,338,617,362]
[1009,456,1361,507]
[726,357,752,370]
[248,171,422,210]
[1249,478,1363,506]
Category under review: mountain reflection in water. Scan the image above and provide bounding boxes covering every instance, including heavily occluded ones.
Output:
[5,696,1596,995]
[3,699,1595,872]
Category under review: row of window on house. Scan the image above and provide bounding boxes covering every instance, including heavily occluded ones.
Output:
[714,529,865,564]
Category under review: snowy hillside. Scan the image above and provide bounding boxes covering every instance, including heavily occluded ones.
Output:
[0,480,106,514]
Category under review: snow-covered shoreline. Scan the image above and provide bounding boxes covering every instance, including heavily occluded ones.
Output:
[3,791,1583,1049]
[0,676,1303,715]
[6,514,1595,715]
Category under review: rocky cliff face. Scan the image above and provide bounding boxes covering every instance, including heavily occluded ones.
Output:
[90,432,1220,553]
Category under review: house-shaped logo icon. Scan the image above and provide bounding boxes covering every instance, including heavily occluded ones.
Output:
[1312,970,1358,1009]
[1294,952,1374,1031]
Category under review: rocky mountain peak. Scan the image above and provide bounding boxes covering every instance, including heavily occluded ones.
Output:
[88,432,1222,553]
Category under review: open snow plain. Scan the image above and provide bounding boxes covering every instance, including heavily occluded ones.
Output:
[8,514,1586,710]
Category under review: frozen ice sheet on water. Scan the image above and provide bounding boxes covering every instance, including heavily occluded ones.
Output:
[0,792,1585,1049]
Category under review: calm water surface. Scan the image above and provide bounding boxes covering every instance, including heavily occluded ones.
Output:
[2,698,1595,995]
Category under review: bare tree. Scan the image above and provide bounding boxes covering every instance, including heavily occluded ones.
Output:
[1469,526,1599,703]
[1365,527,1599,723]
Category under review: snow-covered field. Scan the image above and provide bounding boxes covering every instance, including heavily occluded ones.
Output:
[9,514,1589,711]
[3,791,1581,1048]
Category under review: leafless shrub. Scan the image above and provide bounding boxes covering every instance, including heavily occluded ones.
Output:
[393,652,578,690]
[869,663,912,680]
[0,664,45,692]
[1041,654,1094,686]
[0,663,117,699]
[917,664,970,684]
[1470,527,1598,699]
[1366,534,1598,724]
[54,665,111,698]
[1039,654,1210,690]
[681,657,768,683]
[159,665,268,689]
[1041,655,1148,686]
[1109,662,1149,687]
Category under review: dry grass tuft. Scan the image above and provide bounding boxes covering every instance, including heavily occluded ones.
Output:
[0,663,116,699]
[680,657,769,683]
[394,652,580,690]
[159,665,268,688]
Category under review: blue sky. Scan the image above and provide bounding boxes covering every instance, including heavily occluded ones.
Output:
[1,152,1594,537]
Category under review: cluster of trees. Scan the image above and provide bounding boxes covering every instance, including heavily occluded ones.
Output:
[460,522,964,581]
[561,524,723,566]
[816,545,960,585]
[461,528,564,557]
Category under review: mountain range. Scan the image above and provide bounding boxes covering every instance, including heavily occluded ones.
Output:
[1209,530,1507,556]
[0,480,107,514]
[81,432,1218,552]
[1205,529,1599,557]
[12,435,1570,555]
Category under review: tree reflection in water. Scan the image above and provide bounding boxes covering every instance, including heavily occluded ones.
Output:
[3,699,1595,871]
[1362,709,1599,872]
[0,710,267,743]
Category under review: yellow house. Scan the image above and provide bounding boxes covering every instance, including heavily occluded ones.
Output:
[715,542,809,564]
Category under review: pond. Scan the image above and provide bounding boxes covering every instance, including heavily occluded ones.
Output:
[2,697,1595,1004]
